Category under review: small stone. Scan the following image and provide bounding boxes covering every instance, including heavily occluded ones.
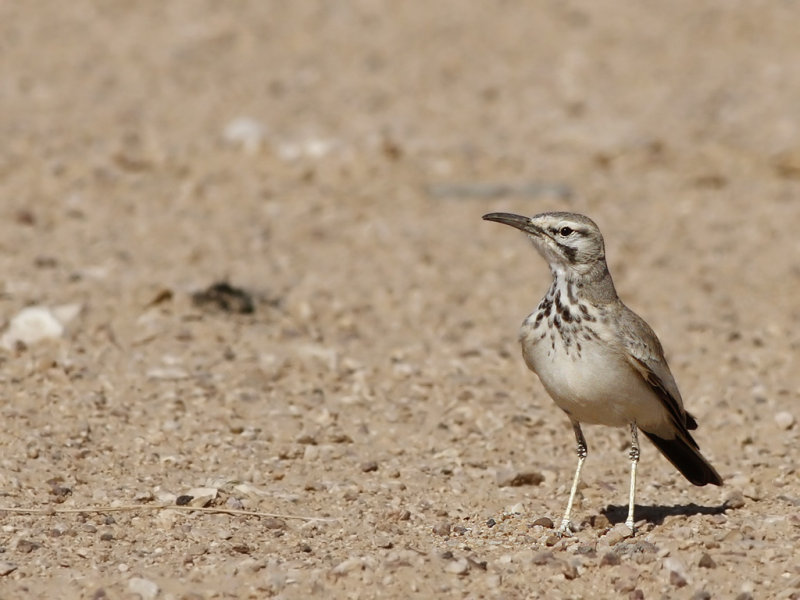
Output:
[774,411,795,430]
[724,490,746,509]
[361,461,379,473]
[486,518,496,528]
[600,552,621,566]
[544,535,559,547]
[664,557,688,587]
[669,570,688,587]
[184,487,218,508]
[532,551,555,565]
[128,577,160,600]
[506,502,524,515]
[734,594,754,600]
[1,306,65,349]
[603,523,633,545]
[444,557,470,575]
[531,516,554,529]
[432,522,451,537]
[561,561,579,579]
[691,591,711,600]
[16,539,40,554]
[263,517,286,530]
[698,552,716,568]
[496,469,544,487]
[0,561,18,576]
[628,590,645,600]
[133,490,155,503]
[587,514,611,529]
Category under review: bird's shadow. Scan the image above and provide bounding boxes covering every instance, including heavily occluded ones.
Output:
[601,502,727,527]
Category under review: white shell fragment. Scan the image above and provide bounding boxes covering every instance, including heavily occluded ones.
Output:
[1,304,82,350]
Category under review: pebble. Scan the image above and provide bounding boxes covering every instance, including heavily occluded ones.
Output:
[698,552,716,568]
[774,411,795,430]
[1,306,69,349]
[691,591,711,600]
[444,557,470,575]
[587,514,612,530]
[669,570,688,587]
[505,502,524,515]
[531,516,554,529]
[561,561,579,579]
[724,490,746,509]
[603,523,633,545]
[663,556,688,587]
[432,522,451,537]
[361,461,379,473]
[128,577,160,600]
[0,561,17,576]
[16,539,40,553]
[185,487,218,508]
[495,469,544,487]
[263,517,286,530]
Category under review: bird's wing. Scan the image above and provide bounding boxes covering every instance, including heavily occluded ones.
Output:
[617,306,694,437]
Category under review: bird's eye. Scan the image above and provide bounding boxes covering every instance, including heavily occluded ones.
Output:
[559,227,573,237]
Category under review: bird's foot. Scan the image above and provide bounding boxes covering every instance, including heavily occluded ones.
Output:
[556,519,575,537]
[622,519,636,537]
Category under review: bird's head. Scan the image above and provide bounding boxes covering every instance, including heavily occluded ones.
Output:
[483,211,606,279]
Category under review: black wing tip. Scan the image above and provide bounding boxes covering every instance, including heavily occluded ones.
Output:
[643,431,723,487]
[685,412,699,430]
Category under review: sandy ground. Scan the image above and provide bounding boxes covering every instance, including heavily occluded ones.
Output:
[1,2,799,598]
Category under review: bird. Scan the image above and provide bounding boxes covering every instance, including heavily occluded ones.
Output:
[482,211,722,535]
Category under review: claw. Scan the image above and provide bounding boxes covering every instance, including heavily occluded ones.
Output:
[557,520,575,537]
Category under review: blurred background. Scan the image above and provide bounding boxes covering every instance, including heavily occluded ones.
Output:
[1,1,798,597]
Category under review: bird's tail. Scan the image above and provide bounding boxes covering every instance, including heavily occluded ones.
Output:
[643,430,723,487]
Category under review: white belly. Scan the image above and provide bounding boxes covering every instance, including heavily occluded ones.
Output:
[520,319,672,434]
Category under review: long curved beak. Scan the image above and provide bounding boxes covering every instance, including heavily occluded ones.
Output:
[482,212,542,236]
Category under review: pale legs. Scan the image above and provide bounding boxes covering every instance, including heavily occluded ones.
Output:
[626,423,640,532]
[558,421,587,536]
[558,421,640,536]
